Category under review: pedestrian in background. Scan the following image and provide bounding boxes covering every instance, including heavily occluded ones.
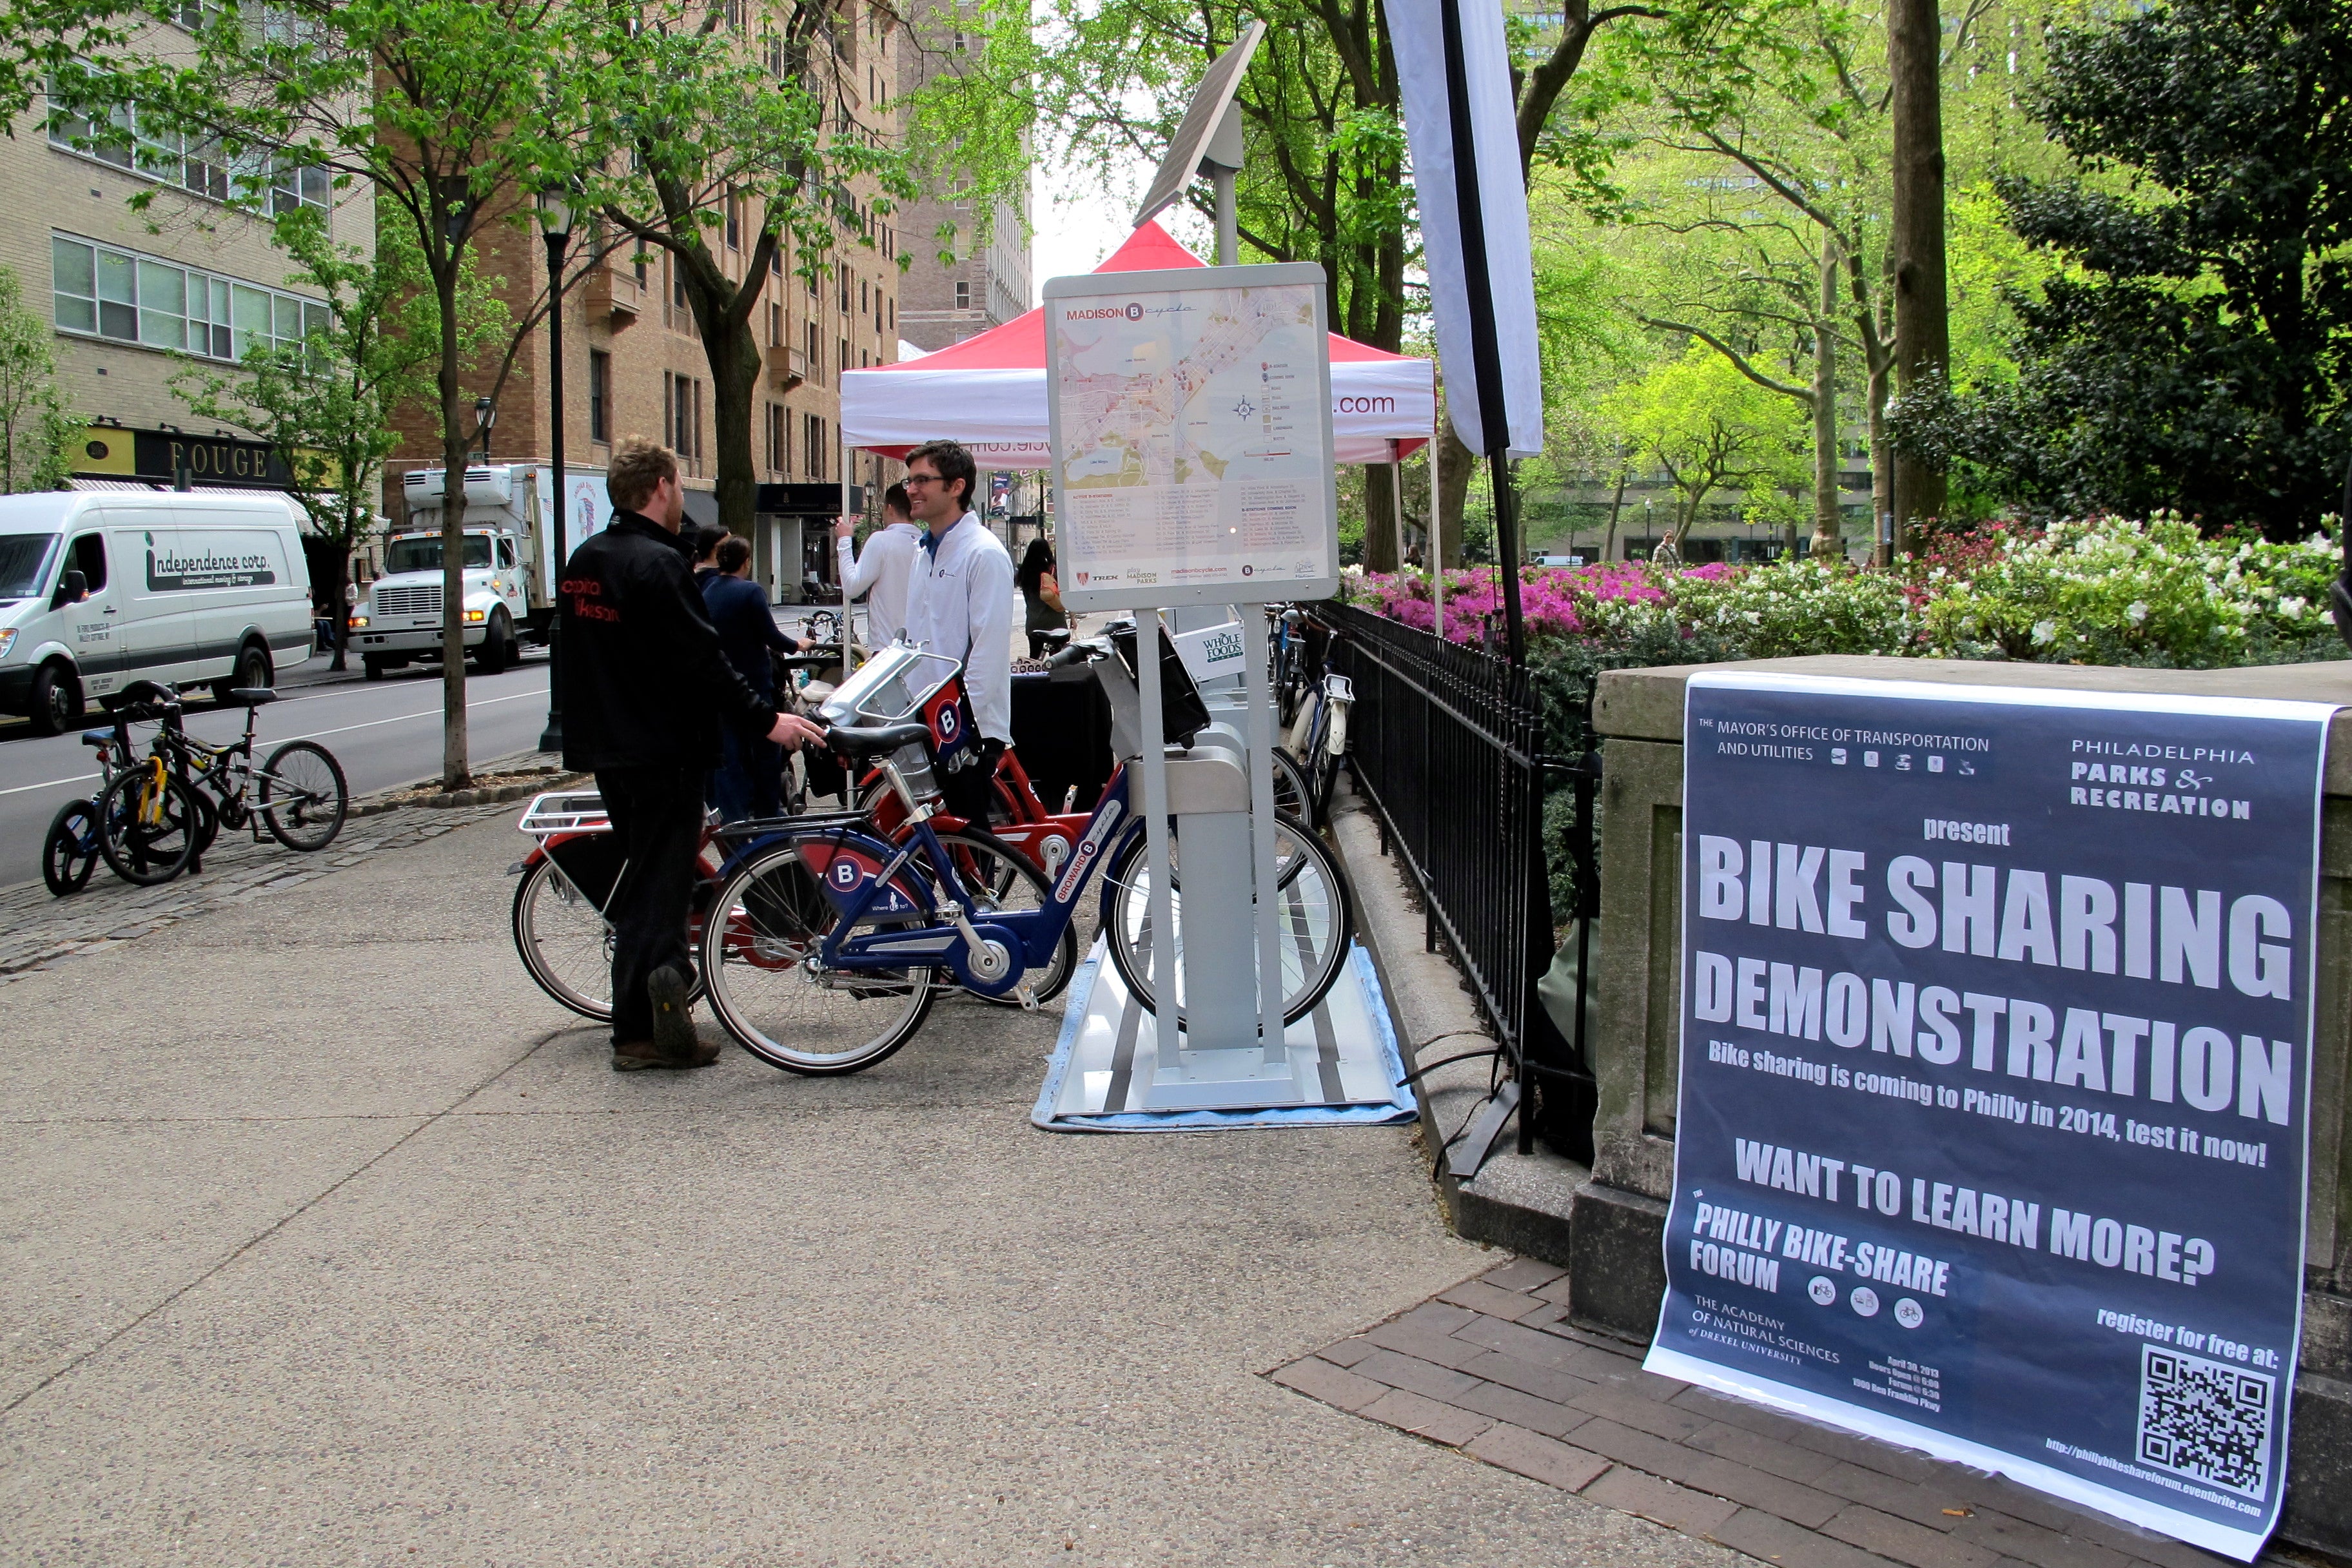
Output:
[690,524,727,587]
[559,438,825,1072]
[836,482,921,649]
[1016,536,1067,658]
[703,534,796,822]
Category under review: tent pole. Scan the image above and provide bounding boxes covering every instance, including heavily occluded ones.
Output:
[1391,445,1407,578]
[840,429,854,669]
[1432,382,1445,642]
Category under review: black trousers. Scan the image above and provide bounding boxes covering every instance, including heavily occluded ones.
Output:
[595,765,706,1045]
[941,737,1006,830]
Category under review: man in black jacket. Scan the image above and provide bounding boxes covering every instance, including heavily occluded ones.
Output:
[561,438,825,1071]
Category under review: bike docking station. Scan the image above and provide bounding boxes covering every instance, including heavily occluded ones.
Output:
[1030,256,1411,1131]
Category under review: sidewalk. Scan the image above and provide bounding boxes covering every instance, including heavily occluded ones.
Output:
[0,807,1737,1566]
[1271,1262,2260,1568]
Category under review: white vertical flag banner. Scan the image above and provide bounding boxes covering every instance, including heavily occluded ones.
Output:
[1389,0,1545,460]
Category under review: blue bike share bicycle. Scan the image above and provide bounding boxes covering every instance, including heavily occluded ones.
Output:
[696,623,1357,1075]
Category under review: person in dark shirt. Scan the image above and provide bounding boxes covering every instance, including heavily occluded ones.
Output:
[689,524,728,587]
[560,439,825,1072]
[702,534,798,821]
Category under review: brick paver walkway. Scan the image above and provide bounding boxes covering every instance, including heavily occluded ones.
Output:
[0,756,564,988]
[1269,1257,2250,1568]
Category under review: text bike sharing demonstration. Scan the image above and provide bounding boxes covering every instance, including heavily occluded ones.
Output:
[1647,671,2331,1560]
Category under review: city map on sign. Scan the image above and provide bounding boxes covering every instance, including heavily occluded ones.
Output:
[1048,274,1335,607]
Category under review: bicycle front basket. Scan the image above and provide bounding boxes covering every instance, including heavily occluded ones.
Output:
[817,644,961,727]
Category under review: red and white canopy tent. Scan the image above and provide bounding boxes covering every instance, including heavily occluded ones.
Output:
[839,221,1435,470]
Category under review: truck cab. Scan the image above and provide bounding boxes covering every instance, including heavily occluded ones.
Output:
[353,466,550,680]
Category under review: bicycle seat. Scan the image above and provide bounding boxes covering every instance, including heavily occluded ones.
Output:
[827,720,930,758]
[230,687,279,705]
[80,729,112,747]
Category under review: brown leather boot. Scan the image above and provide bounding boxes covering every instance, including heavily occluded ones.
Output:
[611,1037,721,1072]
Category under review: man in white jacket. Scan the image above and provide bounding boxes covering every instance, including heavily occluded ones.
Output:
[899,440,1015,825]
[834,482,922,647]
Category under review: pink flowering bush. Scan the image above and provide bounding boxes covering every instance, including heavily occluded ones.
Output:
[1348,560,1732,649]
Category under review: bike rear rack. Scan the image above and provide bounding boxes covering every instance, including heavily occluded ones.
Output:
[516,790,609,838]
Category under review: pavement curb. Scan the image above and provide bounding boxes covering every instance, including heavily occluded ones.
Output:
[1324,779,1589,1276]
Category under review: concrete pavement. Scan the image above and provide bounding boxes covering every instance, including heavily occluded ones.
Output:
[0,807,1734,1566]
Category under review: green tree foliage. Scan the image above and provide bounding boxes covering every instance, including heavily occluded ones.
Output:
[1600,344,1808,553]
[1895,0,2352,537]
[41,0,617,787]
[588,2,914,536]
[0,263,74,493]
[168,219,508,665]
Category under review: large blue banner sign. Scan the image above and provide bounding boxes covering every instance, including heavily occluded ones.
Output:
[1645,672,2333,1560]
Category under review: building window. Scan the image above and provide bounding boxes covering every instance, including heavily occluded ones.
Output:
[725,188,740,250]
[766,402,786,473]
[268,157,331,215]
[662,372,703,466]
[588,350,610,444]
[955,280,970,310]
[888,298,895,331]
[838,269,849,313]
[51,232,326,359]
[839,338,848,379]
[805,413,825,480]
[767,300,783,348]
[807,319,821,386]
[46,99,326,213]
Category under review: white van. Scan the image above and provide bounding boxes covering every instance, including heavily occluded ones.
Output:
[0,490,315,734]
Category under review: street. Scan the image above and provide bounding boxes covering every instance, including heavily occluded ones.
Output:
[0,654,553,888]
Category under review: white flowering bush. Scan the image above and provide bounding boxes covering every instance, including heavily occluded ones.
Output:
[1672,556,1922,657]
[1917,514,2345,667]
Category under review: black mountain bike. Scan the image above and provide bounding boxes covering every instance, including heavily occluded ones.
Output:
[93,685,349,886]
[41,714,133,896]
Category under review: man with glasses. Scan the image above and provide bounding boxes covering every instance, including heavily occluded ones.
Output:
[899,440,1015,828]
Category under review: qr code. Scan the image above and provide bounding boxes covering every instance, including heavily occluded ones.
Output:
[2137,1343,2275,1499]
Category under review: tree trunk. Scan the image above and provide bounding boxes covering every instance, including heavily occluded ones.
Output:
[1889,0,1949,549]
[1867,353,1892,566]
[1436,419,1475,567]
[1364,462,1398,572]
[326,548,349,671]
[1602,465,1627,562]
[701,309,763,537]
[435,255,471,792]
[1811,242,1843,562]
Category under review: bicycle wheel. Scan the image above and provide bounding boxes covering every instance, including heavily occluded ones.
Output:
[929,828,1078,1006]
[94,767,201,885]
[1269,745,1312,829]
[1102,812,1355,1025]
[259,740,349,851]
[700,835,935,1075]
[512,854,618,1021]
[41,799,100,896]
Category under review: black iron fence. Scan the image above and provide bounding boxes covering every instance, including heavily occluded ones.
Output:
[1312,600,1596,1164]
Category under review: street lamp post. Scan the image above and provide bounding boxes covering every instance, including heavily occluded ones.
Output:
[475,395,496,459]
[534,189,574,754]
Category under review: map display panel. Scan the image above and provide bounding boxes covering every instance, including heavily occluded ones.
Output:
[1044,264,1337,609]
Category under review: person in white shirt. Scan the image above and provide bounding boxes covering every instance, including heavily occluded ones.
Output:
[834,482,923,647]
[899,440,1015,826]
